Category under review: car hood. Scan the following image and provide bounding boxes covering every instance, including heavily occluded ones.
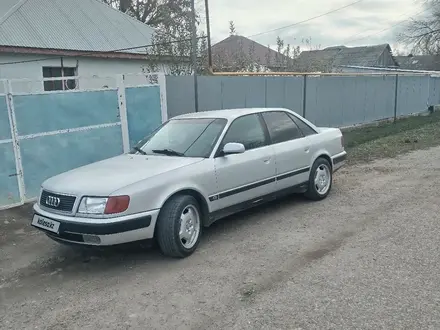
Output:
[42,154,203,196]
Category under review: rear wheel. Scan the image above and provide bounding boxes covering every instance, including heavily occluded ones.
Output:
[156,195,202,258]
[304,157,332,201]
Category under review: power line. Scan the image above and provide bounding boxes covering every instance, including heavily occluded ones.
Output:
[0,36,207,66]
[247,0,364,38]
[343,6,431,45]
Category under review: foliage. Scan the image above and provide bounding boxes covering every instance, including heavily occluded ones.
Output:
[102,0,206,76]
[229,21,236,36]
[398,0,440,54]
[213,21,317,73]
[101,0,194,27]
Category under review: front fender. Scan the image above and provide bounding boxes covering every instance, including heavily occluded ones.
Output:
[113,159,217,215]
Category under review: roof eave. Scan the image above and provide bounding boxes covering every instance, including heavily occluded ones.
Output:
[0,46,191,62]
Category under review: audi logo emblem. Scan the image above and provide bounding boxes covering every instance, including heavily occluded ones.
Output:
[45,196,61,207]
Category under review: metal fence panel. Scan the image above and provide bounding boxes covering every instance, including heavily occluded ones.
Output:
[166,76,305,116]
[284,77,304,113]
[397,76,430,116]
[166,75,195,118]
[0,96,11,140]
[0,94,20,208]
[125,86,162,147]
[19,126,123,199]
[197,76,223,111]
[303,76,396,127]
[0,73,166,210]
[0,142,20,207]
[429,76,440,106]
[220,77,247,109]
[13,90,120,136]
[14,90,122,199]
[241,76,266,108]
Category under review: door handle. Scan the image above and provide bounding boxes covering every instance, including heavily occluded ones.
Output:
[263,158,271,164]
[304,147,310,153]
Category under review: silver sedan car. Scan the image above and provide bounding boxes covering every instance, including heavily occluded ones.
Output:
[31,107,346,258]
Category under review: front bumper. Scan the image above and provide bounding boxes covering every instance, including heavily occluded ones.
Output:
[332,151,347,172]
[32,204,160,246]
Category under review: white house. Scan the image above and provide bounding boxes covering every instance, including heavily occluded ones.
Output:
[0,0,184,93]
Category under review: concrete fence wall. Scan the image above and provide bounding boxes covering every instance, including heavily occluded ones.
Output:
[166,75,440,127]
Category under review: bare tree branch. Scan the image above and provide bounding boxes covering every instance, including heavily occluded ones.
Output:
[398,0,440,54]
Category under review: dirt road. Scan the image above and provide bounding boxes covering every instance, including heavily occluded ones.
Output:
[1,147,440,330]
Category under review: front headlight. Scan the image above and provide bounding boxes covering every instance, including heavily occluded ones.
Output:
[77,196,130,215]
[78,197,108,214]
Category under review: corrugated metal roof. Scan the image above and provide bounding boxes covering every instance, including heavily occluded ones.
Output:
[395,55,440,71]
[0,0,154,54]
[294,44,398,72]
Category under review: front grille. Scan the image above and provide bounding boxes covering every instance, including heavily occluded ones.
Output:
[40,190,76,212]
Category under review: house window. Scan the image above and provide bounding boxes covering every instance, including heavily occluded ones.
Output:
[42,67,77,91]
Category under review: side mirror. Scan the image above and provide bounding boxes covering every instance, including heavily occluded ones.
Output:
[222,142,245,155]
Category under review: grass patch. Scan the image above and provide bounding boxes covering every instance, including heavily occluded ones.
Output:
[343,111,440,164]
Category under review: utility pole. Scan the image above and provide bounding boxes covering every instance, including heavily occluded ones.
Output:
[204,0,213,69]
[190,0,199,112]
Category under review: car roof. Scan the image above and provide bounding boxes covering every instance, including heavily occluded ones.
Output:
[171,108,296,121]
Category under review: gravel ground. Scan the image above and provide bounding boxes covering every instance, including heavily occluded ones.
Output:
[1,147,440,330]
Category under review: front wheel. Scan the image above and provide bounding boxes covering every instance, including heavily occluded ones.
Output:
[304,157,333,201]
[156,195,202,258]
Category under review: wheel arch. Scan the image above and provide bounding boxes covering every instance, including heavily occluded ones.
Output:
[158,188,210,229]
[312,151,333,170]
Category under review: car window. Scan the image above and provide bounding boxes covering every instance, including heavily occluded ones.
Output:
[221,114,267,151]
[288,113,317,136]
[130,118,227,158]
[262,111,303,144]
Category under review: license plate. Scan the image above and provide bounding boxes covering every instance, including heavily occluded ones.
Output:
[32,214,60,234]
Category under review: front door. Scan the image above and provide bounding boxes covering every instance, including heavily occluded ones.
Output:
[211,113,276,211]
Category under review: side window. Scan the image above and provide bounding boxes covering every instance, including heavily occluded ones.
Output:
[221,114,266,151]
[288,113,317,136]
[262,111,303,144]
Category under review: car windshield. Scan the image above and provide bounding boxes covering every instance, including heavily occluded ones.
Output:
[130,118,227,158]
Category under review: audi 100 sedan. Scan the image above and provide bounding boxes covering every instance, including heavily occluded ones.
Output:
[31,108,346,258]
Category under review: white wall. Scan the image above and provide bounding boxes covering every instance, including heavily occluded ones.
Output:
[0,53,178,93]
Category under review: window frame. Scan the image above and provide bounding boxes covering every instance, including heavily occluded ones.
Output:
[42,66,78,92]
[214,113,270,158]
[260,110,305,145]
[286,112,318,136]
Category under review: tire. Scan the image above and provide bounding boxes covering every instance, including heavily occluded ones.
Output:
[156,195,202,258]
[304,157,333,201]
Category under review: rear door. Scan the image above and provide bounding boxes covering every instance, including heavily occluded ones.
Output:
[261,111,312,192]
[211,113,276,211]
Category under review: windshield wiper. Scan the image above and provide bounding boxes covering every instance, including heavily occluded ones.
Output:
[133,146,147,155]
[152,148,184,157]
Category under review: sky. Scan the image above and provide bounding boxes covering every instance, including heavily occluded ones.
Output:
[196,0,426,54]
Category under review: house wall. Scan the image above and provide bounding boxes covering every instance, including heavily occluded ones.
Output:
[0,53,176,93]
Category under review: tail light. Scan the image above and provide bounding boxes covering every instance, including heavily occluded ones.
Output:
[341,135,345,149]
